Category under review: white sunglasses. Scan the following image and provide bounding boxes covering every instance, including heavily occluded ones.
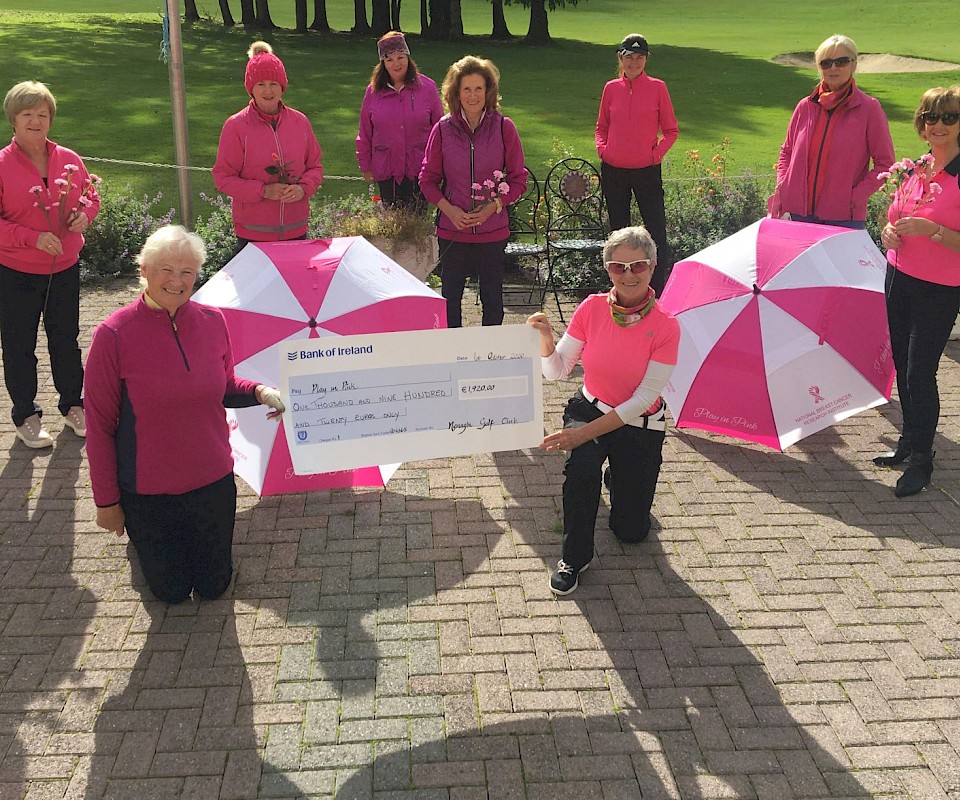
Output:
[605,259,652,275]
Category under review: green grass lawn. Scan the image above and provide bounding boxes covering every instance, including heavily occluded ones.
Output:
[1,1,957,220]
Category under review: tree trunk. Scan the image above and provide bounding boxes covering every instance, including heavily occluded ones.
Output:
[183,0,200,21]
[525,0,550,43]
[295,0,308,31]
[427,0,450,38]
[450,0,463,37]
[310,0,331,31]
[420,0,429,34]
[255,0,275,29]
[239,0,256,26]
[353,0,371,33]
[371,0,391,35]
[491,0,510,38]
[391,0,401,30]
[218,0,235,25]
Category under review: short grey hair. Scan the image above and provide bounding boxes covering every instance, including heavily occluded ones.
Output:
[4,81,57,126]
[136,225,206,271]
[603,226,657,266]
[814,34,858,66]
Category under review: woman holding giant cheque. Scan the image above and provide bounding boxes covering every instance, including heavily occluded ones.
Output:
[527,226,679,596]
[213,41,323,246]
[876,86,960,497]
[0,80,99,448]
[768,34,894,228]
[85,226,285,604]
[357,31,442,208]
[419,55,526,328]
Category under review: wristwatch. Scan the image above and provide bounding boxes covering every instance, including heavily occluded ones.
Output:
[931,224,945,242]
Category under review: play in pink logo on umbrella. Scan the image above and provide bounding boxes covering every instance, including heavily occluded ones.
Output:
[659,218,893,450]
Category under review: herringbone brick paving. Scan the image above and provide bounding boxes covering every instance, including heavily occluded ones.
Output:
[1,279,959,798]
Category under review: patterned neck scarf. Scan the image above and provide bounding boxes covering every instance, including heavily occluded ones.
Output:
[608,287,656,327]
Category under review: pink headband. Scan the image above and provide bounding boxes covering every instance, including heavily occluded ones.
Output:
[377,33,410,61]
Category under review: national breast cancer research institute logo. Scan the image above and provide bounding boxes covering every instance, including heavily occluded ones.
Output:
[808,385,825,404]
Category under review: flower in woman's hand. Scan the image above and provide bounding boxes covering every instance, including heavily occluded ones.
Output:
[63,163,79,173]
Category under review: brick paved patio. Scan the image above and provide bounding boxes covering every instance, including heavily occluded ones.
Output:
[1,279,959,799]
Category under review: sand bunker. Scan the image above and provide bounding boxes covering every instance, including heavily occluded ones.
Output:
[774,53,960,73]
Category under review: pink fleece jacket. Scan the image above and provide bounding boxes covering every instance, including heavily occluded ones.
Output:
[0,138,100,273]
[213,101,323,241]
[595,73,679,169]
[769,85,894,222]
[85,296,259,507]
[356,75,443,182]
[886,155,960,286]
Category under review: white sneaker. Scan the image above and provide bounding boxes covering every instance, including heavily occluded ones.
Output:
[15,414,53,449]
[64,406,86,437]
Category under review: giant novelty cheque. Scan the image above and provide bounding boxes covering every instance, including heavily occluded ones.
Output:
[280,325,544,473]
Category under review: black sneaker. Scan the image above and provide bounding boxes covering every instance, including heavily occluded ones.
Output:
[549,560,590,596]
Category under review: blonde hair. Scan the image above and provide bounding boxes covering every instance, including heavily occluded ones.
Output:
[137,225,206,273]
[814,34,858,66]
[4,81,57,126]
[441,55,500,115]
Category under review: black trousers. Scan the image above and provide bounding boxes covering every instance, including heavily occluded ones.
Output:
[439,238,508,327]
[377,177,426,212]
[560,393,665,569]
[0,262,83,427]
[886,265,960,455]
[600,162,670,295]
[121,473,238,604]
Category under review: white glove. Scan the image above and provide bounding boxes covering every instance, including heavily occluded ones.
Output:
[256,385,285,414]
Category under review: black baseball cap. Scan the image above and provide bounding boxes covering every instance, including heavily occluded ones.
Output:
[618,34,649,56]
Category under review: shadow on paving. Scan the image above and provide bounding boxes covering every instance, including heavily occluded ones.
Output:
[0,434,98,799]
[321,448,874,798]
[75,538,307,800]
[675,417,960,549]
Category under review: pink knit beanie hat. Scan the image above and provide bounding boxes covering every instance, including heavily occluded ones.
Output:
[244,41,288,95]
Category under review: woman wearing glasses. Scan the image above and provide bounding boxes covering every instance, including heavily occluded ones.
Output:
[876,86,960,497]
[526,226,680,595]
[768,34,894,227]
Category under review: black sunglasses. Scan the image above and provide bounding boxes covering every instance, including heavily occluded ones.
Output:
[818,56,855,69]
[921,111,960,126]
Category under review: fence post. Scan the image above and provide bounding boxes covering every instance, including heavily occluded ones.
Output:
[166,0,193,226]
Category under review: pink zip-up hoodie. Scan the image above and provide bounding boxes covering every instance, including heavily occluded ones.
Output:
[0,138,100,273]
[596,72,679,169]
[213,101,323,241]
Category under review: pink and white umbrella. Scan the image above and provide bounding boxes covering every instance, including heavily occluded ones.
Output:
[193,237,445,495]
[658,218,894,450]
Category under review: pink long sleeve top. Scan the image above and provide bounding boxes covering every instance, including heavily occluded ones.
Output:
[595,73,679,170]
[85,296,260,507]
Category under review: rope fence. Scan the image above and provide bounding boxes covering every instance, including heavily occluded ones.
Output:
[79,154,774,185]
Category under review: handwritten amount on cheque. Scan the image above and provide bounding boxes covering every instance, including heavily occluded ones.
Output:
[289,377,519,438]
